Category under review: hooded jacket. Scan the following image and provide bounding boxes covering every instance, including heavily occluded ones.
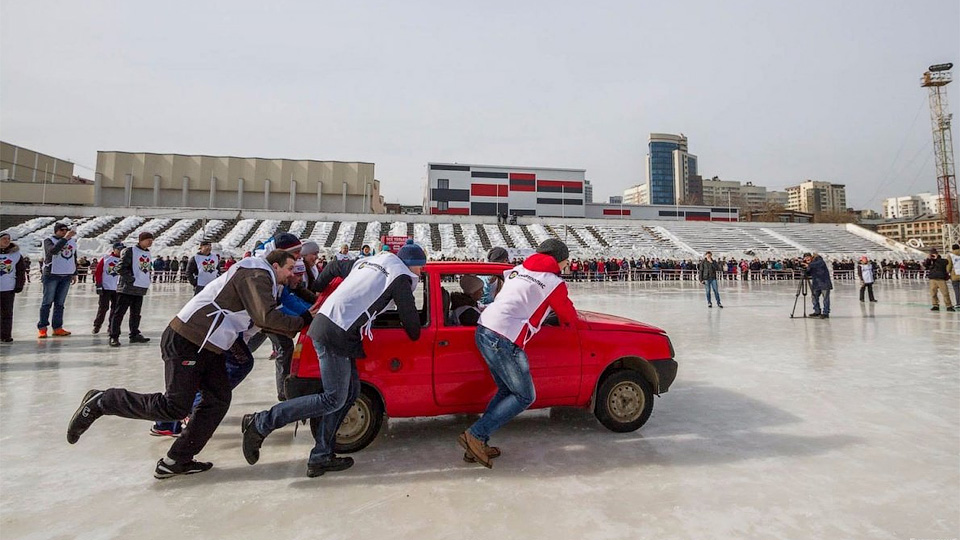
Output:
[806,256,833,291]
[478,253,577,348]
[0,241,27,293]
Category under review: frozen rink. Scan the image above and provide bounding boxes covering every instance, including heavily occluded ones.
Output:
[1,278,958,540]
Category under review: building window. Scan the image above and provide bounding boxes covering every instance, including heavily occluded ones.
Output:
[438,179,449,189]
[437,201,449,211]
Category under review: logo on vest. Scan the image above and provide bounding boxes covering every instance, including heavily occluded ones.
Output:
[201,258,217,273]
[138,255,152,272]
[508,270,546,289]
[0,258,12,276]
[60,245,74,259]
[357,261,389,276]
[107,261,119,276]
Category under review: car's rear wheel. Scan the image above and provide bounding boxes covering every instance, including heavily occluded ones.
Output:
[594,370,654,432]
[308,388,384,454]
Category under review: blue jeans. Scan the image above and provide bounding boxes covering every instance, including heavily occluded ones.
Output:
[254,338,359,464]
[38,274,72,329]
[468,325,536,443]
[154,341,255,433]
[812,289,831,315]
[704,279,721,305]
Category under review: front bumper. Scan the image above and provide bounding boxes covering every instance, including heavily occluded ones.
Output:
[652,359,678,394]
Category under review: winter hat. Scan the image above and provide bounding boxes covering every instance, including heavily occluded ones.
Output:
[536,238,569,263]
[293,260,306,275]
[859,256,868,263]
[112,242,124,250]
[381,244,392,252]
[0,231,10,240]
[459,275,484,295]
[396,238,427,267]
[274,233,302,252]
[139,231,154,242]
[487,247,509,263]
[54,222,69,232]
[300,240,320,256]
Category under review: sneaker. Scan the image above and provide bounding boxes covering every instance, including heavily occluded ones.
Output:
[0,338,12,343]
[463,446,502,464]
[92,325,101,334]
[718,304,724,309]
[241,414,265,465]
[947,307,957,312]
[109,338,121,347]
[129,334,151,344]
[931,306,940,311]
[53,328,72,337]
[150,426,182,438]
[154,459,213,479]
[306,456,355,478]
[810,312,821,318]
[458,431,492,469]
[67,389,104,444]
[819,314,829,319]
[38,328,48,339]
[707,304,712,308]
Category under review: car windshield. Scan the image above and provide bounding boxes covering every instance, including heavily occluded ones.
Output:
[370,274,430,329]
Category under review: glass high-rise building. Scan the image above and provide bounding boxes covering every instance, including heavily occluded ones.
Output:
[646,133,697,205]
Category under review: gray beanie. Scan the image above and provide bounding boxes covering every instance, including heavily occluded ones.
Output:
[300,240,320,256]
[536,239,569,263]
[487,247,509,263]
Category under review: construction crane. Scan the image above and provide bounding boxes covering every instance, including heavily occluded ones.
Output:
[920,62,958,248]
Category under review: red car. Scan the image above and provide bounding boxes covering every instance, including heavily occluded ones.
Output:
[286,261,677,452]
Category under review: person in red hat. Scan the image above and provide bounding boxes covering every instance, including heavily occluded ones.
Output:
[109,231,155,347]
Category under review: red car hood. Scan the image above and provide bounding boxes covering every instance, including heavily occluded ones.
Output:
[577,310,666,334]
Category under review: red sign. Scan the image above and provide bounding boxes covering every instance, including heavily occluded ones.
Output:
[381,236,409,253]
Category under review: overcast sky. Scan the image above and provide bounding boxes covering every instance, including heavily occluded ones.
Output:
[2,1,957,209]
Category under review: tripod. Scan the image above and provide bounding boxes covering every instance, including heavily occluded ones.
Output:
[790,276,813,318]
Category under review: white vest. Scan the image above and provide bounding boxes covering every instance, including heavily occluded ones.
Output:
[131,246,152,289]
[175,257,278,351]
[195,254,220,287]
[100,254,121,291]
[320,252,418,339]
[479,264,564,347]
[859,263,875,284]
[48,236,77,275]
[949,252,960,279]
[0,251,21,292]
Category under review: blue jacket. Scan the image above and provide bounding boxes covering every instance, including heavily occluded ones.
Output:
[278,286,313,317]
[807,256,833,291]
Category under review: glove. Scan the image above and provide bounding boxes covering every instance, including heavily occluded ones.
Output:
[96,285,104,295]
[299,311,314,328]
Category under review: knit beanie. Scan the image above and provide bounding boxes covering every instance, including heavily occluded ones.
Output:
[396,238,427,267]
[274,233,302,252]
[536,238,569,263]
[459,275,484,295]
[300,240,320,256]
[487,247,509,263]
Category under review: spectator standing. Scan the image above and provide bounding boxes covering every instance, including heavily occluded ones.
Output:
[109,232,154,347]
[857,256,878,303]
[0,231,28,342]
[698,251,723,308]
[37,222,78,338]
[949,244,960,307]
[92,243,123,334]
[803,253,833,319]
[924,249,955,312]
[187,241,221,295]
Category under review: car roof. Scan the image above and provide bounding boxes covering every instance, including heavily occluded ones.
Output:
[425,261,513,272]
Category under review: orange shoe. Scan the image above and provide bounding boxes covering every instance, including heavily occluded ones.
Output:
[38,328,48,339]
[53,328,72,337]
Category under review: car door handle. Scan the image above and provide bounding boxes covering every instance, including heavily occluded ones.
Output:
[438,340,449,347]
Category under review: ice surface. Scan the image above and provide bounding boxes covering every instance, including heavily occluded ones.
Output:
[0,279,957,539]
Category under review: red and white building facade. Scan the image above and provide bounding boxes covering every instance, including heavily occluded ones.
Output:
[425,163,586,217]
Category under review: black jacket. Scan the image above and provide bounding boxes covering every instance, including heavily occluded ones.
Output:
[806,256,833,290]
[698,259,721,281]
[925,256,950,280]
[1,242,27,293]
[307,258,420,359]
[117,245,149,296]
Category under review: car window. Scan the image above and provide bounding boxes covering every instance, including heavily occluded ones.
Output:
[440,273,501,328]
[371,274,430,329]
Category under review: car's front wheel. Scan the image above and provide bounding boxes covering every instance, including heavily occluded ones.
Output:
[308,388,385,453]
[594,370,654,432]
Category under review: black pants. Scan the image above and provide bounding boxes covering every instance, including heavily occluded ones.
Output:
[99,327,231,463]
[0,291,15,340]
[93,290,118,330]
[268,332,295,401]
[110,293,143,339]
[859,283,876,302]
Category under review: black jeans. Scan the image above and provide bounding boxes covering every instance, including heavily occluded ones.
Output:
[94,290,118,330]
[99,327,231,463]
[267,332,295,401]
[110,293,143,339]
[859,283,876,302]
[0,291,16,340]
